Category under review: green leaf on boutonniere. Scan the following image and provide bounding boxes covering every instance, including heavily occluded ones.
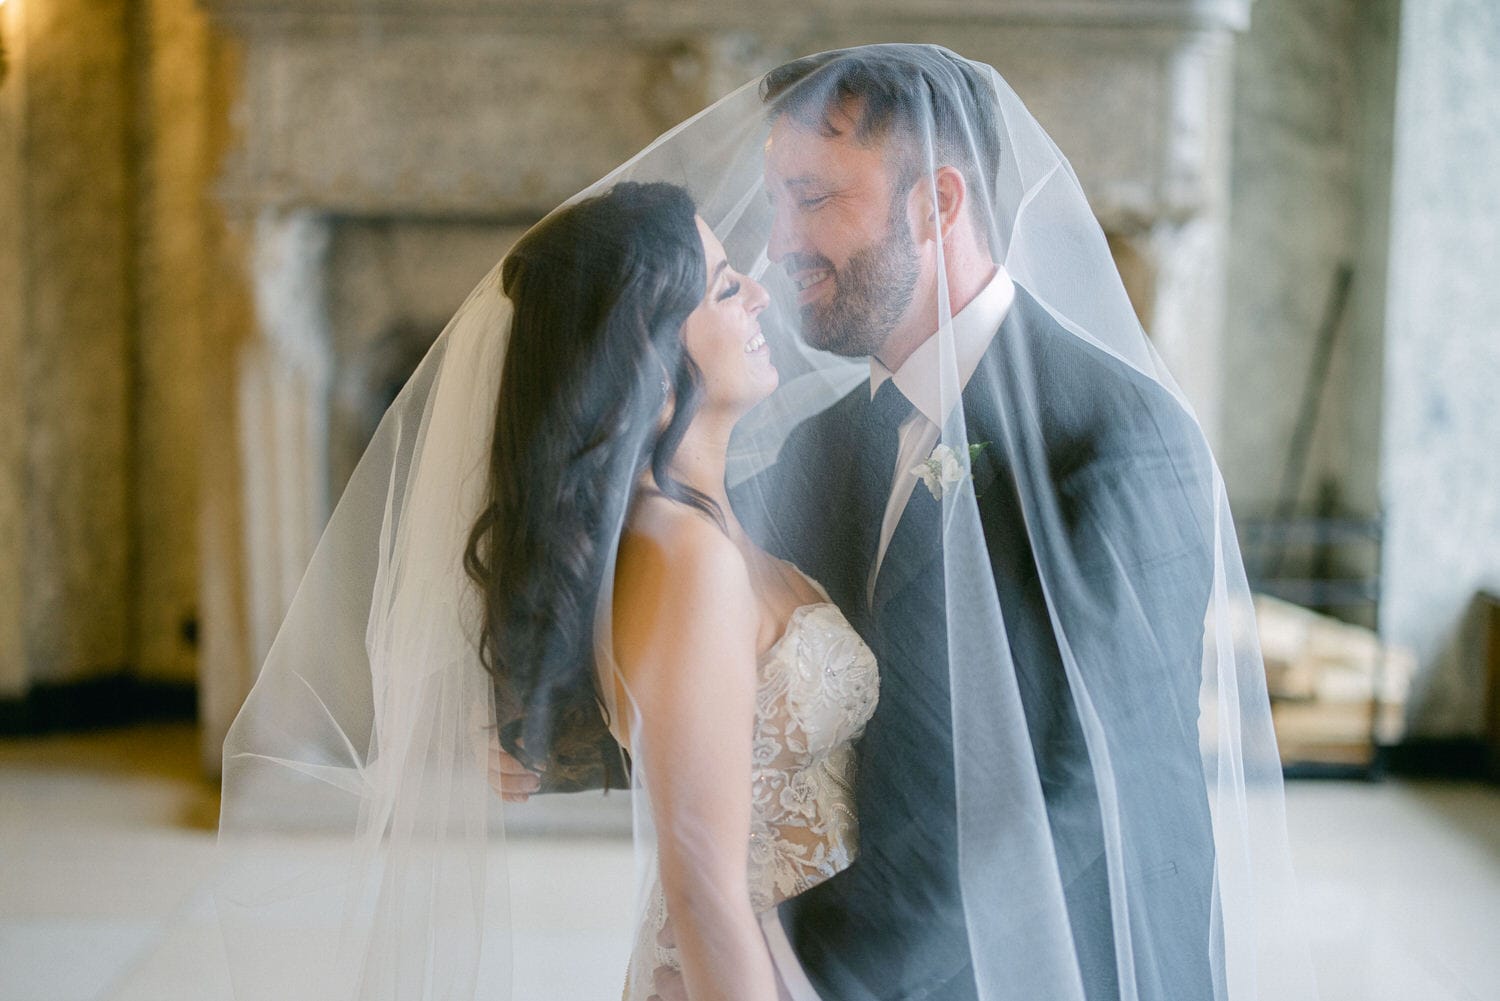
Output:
[967,442,992,499]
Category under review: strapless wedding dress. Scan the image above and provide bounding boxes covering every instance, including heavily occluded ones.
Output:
[622,599,879,1001]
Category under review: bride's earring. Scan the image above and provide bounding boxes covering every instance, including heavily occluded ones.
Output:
[655,373,675,433]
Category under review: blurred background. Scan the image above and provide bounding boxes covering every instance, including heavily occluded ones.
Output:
[1,0,1497,999]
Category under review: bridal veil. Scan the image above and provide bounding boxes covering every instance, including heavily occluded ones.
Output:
[216,43,1318,1001]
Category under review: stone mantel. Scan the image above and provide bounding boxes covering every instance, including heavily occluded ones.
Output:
[204,4,1251,230]
[204,1,1253,33]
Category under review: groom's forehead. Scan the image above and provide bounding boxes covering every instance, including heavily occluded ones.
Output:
[763,114,892,185]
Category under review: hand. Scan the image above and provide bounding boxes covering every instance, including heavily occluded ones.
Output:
[487,731,541,803]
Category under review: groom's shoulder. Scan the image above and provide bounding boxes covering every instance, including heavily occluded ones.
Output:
[995,284,1120,391]
[995,284,1196,440]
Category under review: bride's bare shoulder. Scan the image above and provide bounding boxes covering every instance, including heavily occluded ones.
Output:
[614,497,756,651]
[617,498,749,596]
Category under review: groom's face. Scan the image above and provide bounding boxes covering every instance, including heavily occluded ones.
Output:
[764,107,919,358]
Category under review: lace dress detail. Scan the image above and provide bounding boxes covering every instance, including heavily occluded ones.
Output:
[624,601,878,1000]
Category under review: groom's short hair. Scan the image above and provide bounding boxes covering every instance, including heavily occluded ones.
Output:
[761,44,1001,244]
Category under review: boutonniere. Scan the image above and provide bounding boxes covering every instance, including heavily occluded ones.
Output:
[911,442,990,500]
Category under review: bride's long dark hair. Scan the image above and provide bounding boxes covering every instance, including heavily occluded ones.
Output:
[463,181,717,788]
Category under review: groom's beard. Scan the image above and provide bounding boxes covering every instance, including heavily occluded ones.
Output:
[797,216,918,359]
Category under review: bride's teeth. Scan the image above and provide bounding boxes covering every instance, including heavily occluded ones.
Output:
[743,333,766,354]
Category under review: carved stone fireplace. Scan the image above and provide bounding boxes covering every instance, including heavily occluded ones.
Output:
[201,0,1254,766]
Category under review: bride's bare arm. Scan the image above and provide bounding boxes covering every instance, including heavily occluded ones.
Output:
[614,512,777,1001]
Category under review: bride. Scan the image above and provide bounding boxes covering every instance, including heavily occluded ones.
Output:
[463,180,875,1000]
[217,179,868,1001]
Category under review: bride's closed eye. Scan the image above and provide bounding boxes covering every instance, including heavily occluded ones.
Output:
[716,278,742,302]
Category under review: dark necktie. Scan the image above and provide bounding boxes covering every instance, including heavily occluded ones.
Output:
[855,378,914,572]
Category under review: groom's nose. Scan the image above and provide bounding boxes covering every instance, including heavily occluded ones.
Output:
[766,202,800,264]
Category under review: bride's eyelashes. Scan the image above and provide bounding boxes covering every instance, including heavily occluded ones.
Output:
[716,278,742,302]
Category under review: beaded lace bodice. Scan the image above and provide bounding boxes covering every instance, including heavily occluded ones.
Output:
[745,602,879,910]
[624,600,879,999]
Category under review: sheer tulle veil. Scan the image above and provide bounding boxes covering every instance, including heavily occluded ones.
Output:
[215,43,1318,1001]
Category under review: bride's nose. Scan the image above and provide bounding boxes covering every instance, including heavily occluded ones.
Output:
[744,275,770,316]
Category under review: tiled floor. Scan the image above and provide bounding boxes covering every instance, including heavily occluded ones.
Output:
[1282,779,1500,1001]
[1,723,1496,1000]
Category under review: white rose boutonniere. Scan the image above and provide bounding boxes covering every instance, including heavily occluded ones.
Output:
[911,442,990,500]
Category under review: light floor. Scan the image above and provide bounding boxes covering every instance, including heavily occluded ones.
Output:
[1,724,1496,1001]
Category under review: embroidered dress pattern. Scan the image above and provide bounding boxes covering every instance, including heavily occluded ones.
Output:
[625,601,879,998]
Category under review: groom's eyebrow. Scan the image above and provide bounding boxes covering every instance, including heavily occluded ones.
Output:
[766,175,824,194]
[765,175,828,205]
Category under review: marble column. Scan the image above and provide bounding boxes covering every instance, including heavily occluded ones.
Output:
[1379,0,1500,737]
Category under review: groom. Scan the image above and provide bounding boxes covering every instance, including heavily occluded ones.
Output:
[732,46,1220,1001]
[495,45,1222,1001]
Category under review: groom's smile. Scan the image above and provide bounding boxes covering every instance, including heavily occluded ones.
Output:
[787,257,835,305]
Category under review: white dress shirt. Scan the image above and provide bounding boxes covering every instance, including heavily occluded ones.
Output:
[867,267,1016,601]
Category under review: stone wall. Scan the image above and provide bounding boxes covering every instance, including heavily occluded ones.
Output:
[1379,0,1500,736]
[1218,0,1500,736]
[132,0,223,684]
[1219,0,1395,520]
[0,0,27,695]
[3,0,135,690]
[0,0,237,698]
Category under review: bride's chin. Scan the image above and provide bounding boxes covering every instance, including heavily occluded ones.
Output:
[726,377,778,420]
[752,367,779,401]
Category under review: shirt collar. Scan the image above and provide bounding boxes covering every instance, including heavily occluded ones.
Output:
[869,265,1016,426]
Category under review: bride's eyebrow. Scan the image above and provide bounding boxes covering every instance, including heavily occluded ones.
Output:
[709,259,729,286]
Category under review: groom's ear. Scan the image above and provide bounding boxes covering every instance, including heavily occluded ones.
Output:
[932,166,968,242]
[909,166,967,245]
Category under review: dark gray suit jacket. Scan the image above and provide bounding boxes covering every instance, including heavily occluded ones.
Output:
[737,285,1218,1001]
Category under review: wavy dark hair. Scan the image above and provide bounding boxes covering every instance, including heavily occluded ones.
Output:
[463,181,720,790]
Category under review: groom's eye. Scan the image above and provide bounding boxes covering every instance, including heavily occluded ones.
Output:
[798,195,831,210]
[716,280,742,303]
